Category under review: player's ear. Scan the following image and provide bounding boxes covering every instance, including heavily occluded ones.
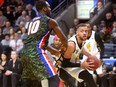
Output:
[43,7,47,12]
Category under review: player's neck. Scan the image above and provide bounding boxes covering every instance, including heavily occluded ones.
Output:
[76,36,83,45]
[88,30,92,39]
[38,11,45,16]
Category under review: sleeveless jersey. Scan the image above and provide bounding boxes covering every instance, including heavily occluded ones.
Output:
[84,31,99,56]
[24,15,51,49]
[63,35,85,82]
[68,35,85,63]
[82,31,102,74]
[20,15,56,80]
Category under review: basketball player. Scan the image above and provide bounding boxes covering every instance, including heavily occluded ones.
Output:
[83,23,104,86]
[20,0,67,87]
[58,23,97,87]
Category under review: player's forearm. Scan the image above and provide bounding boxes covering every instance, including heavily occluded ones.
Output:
[81,49,91,57]
[62,58,80,68]
[46,46,60,56]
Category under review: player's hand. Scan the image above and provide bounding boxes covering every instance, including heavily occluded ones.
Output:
[59,46,67,54]
[87,55,97,59]
[5,70,12,76]
[80,59,95,70]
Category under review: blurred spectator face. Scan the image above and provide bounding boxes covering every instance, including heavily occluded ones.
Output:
[5,21,11,28]
[5,35,10,41]
[69,28,75,35]
[102,27,107,32]
[106,13,112,20]
[19,21,25,29]
[18,5,23,12]
[11,51,18,60]
[25,15,31,21]
[26,4,32,10]
[73,18,79,26]
[93,25,98,31]
[9,28,15,35]
[6,6,11,11]
[22,11,27,17]
[97,1,103,9]
[1,53,7,61]
[53,35,62,49]
[113,21,116,28]
[21,27,26,33]
[13,33,19,40]
[100,20,106,27]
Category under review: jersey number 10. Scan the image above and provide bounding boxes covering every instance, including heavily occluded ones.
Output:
[28,20,40,35]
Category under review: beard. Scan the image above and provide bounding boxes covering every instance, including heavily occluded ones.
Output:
[79,36,87,41]
[46,12,51,17]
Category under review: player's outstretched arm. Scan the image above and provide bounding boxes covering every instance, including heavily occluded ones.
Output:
[46,46,60,56]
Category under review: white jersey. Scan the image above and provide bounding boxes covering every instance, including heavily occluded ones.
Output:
[63,35,85,82]
[68,35,84,63]
[82,31,102,74]
[84,31,99,55]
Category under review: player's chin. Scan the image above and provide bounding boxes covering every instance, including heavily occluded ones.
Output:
[83,36,87,39]
[83,37,87,40]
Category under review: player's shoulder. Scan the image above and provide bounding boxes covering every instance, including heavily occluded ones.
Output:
[48,18,57,24]
[32,16,41,21]
[47,18,58,29]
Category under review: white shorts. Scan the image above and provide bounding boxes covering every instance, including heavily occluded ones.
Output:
[63,67,84,82]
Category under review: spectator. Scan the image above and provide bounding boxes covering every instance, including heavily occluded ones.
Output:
[1,34,11,49]
[4,6,14,24]
[16,21,25,32]
[9,33,24,53]
[0,52,8,87]
[99,26,107,41]
[94,1,103,15]
[72,18,79,31]
[2,51,23,87]
[2,21,13,35]
[9,28,15,39]
[24,15,32,29]
[25,4,36,19]
[7,0,18,10]
[67,28,75,39]
[20,27,28,40]
[15,10,27,27]
[13,5,23,21]
[92,25,99,32]
[99,26,111,42]
[112,7,116,22]
[111,21,116,43]
[105,12,113,29]
[0,10,8,28]
[98,20,106,31]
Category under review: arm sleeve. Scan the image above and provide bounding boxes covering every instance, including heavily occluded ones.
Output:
[95,32,104,59]
[62,57,80,68]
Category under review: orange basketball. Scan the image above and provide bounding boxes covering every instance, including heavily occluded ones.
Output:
[87,56,101,70]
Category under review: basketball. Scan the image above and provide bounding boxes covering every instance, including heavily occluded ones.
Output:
[87,56,101,70]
